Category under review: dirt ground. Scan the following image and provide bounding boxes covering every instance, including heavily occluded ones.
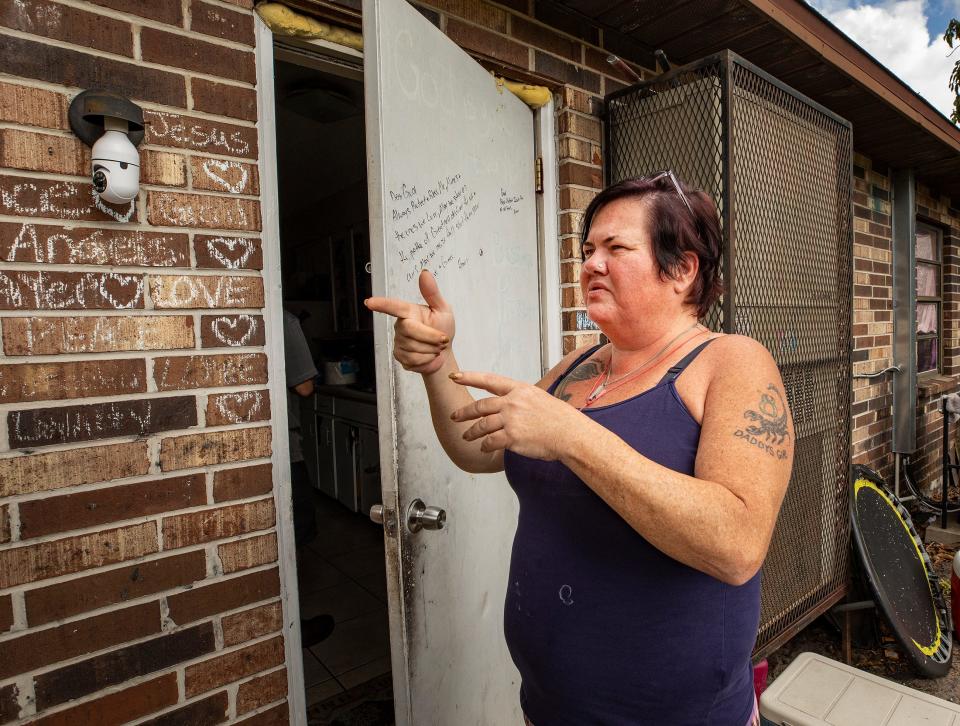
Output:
[765,540,960,703]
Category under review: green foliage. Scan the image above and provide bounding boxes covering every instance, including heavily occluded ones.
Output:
[946,19,960,123]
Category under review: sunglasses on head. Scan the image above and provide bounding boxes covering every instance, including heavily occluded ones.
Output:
[647,169,696,218]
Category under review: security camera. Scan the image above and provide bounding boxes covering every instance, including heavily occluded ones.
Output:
[91,117,140,204]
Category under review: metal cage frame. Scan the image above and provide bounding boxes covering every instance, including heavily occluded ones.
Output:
[603,49,854,659]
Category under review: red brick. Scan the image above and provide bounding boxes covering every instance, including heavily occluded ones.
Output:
[162,498,275,549]
[235,701,288,726]
[160,426,272,471]
[0,684,18,724]
[19,474,205,540]
[0,522,158,589]
[213,463,272,501]
[0,595,11,634]
[148,192,261,230]
[535,51,600,93]
[34,624,215,710]
[0,358,145,404]
[154,353,267,391]
[0,176,138,223]
[141,27,255,83]
[151,275,264,309]
[218,532,278,574]
[144,110,257,158]
[194,235,262,269]
[559,186,597,210]
[206,390,271,426]
[190,0,254,44]
[31,674,178,726]
[87,0,182,24]
[220,601,283,647]
[0,504,8,544]
[0,35,186,108]
[0,441,149,498]
[0,0,133,56]
[191,156,260,195]
[2,315,194,356]
[0,80,68,129]
[445,19,527,67]
[511,15,581,61]
[422,0,507,30]
[191,77,257,122]
[558,109,602,140]
[236,669,287,715]
[26,550,206,626]
[559,86,595,114]
[138,691,228,726]
[200,314,265,348]
[0,222,189,266]
[8,396,197,449]
[0,270,144,310]
[141,149,187,186]
[167,569,280,626]
[0,128,87,176]
[559,161,602,188]
[185,636,284,697]
[0,601,160,680]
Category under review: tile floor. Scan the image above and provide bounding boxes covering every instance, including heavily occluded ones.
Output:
[298,493,392,707]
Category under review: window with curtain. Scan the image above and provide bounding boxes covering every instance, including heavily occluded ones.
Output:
[916,221,942,374]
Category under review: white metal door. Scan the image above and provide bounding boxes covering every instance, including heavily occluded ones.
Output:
[364,0,541,722]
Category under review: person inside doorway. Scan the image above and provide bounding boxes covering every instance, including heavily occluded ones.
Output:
[365,172,793,726]
[283,309,335,647]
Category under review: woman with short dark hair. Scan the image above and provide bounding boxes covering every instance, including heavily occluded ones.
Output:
[367,172,792,726]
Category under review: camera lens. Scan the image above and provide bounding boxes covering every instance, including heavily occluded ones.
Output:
[93,169,108,193]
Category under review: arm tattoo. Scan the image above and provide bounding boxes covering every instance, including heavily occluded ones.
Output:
[733,384,790,459]
[553,360,604,402]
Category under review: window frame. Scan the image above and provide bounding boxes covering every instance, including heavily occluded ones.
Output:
[915,219,943,377]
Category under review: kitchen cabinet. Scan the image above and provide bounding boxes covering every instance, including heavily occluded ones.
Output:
[309,389,380,513]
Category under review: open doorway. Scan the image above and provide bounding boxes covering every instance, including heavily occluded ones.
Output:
[272,46,394,722]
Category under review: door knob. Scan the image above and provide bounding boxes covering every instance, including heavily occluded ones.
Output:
[406,498,446,532]
[369,504,396,536]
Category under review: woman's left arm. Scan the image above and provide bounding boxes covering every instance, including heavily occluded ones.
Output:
[451,337,794,586]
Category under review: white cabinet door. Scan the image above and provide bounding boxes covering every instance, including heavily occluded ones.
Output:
[364,0,541,723]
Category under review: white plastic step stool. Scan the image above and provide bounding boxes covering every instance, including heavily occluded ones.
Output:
[760,652,960,726]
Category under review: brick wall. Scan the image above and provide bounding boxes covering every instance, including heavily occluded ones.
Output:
[850,153,960,490]
[0,0,289,723]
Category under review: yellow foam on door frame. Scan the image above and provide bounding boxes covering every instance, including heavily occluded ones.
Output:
[495,76,552,109]
[256,2,363,51]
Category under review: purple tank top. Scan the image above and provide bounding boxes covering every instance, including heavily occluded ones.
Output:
[503,341,760,726]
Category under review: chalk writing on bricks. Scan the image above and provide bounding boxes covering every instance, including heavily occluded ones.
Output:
[387,173,480,283]
[148,111,251,156]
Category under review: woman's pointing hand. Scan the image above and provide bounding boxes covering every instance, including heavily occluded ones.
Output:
[365,270,456,375]
[449,371,580,461]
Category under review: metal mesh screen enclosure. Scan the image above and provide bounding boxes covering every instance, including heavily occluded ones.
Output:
[604,50,853,658]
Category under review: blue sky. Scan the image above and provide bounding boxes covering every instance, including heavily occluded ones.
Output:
[805,0,958,120]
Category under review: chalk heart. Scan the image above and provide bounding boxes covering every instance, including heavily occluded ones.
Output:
[221,392,264,422]
[202,159,248,194]
[99,274,142,309]
[207,237,253,269]
[211,315,255,346]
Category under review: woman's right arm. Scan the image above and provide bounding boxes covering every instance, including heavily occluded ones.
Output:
[364,270,504,474]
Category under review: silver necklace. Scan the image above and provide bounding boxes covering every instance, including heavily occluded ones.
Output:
[586,321,703,404]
